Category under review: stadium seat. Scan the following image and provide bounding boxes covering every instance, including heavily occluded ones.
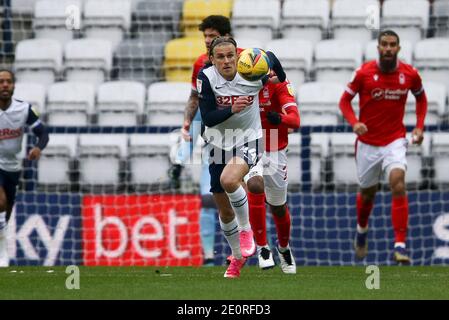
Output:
[78,134,128,187]
[280,0,329,44]
[364,40,413,64]
[331,0,378,45]
[37,134,78,187]
[414,38,449,93]
[314,40,363,82]
[329,133,358,186]
[163,37,205,82]
[233,38,265,51]
[96,81,146,126]
[13,83,46,115]
[46,81,96,126]
[114,38,164,85]
[128,133,172,185]
[83,0,132,49]
[64,39,113,86]
[296,82,344,126]
[404,82,447,126]
[286,132,302,185]
[265,39,313,86]
[33,0,82,45]
[146,82,191,126]
[133,0,183,40]
[14,39,63,85]
[11,0,38,15]
[431,132,449,185]
[310,133,330,188]
[232,0,280,43]
[381,0,430,45]
[182,0,232,37]
[431,0,449,38]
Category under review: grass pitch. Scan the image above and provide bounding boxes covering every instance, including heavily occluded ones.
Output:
[0,266,448,300]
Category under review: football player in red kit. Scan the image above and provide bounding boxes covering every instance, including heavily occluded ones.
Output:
[246,77,300,273]
[338,30,428,264]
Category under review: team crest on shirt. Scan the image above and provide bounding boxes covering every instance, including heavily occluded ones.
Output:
[373,74,379,81]
[197,79,202,93]
[399,73,405,84]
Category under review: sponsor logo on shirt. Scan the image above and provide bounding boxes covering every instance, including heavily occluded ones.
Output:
[216,95,254,108]
[0,128,22,140]
[371,88,408,101]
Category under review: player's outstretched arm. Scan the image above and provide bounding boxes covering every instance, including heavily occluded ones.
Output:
[28,124,49,160]
[26,105,49,160]
[412,90,428,145]
[182,91,199,141]
[265,51,286,83]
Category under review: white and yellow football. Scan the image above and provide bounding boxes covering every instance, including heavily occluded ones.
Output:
[237,48,271,82]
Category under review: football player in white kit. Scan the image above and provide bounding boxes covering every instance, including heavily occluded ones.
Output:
[197,37,286,277]
[0,70,49,267]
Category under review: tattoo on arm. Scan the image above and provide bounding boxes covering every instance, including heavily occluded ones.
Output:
[184,91,199,123]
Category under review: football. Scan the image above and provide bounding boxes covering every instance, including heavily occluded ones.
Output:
[237,48,271,81]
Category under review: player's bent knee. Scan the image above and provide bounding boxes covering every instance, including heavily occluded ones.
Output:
[220,175,240,192]
[247,176,264,194]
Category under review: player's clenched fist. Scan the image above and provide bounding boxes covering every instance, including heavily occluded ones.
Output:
[411,127,424,145]
[231,96,252,113]
[28,147,42,161]
[353,122,368,136]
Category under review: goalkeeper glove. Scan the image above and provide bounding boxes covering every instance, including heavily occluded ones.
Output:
[266,111,282,125]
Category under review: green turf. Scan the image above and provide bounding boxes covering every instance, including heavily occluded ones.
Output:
[0,266,448,300]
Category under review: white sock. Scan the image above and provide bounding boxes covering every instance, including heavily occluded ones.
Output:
[226,186,251,231]
[357,224,368,234]
[394,242,406,249]
[0,212,8,266]
[219,217,242,259]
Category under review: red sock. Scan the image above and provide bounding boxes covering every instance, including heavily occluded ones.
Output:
[391,195,408,244]
[248,192,267,246]
[272,206,291,248]
[357,193,373,229]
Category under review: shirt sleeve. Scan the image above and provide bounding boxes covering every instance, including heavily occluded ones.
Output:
[26,104,41,128]
[26,104,49,150]
[345,67,363,96]
[411,68,425,96]
[275,81,300,128]
[198,71,233,127]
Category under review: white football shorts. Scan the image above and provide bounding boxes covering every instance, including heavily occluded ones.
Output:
[245,149,288,206]
[356,137,408,189]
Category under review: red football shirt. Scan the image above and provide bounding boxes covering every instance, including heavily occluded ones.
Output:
[191,53,209,92]
[259,80,299,151]
[345,60,425,146]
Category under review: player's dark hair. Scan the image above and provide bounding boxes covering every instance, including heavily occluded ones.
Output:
[377,30,400,44]
[0,69,15,83]
[199,15,232,36]
[209,36,237,57]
